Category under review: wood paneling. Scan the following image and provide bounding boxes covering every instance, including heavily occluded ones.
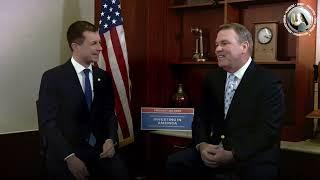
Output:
[225,3,240,23]
[280,150,320,179]
[0,131,40,179]
[282,0,316,141]
[145,0,169,106]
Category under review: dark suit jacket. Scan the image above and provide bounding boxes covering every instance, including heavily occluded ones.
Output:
[197,61,285,165]
[38,60,118,162]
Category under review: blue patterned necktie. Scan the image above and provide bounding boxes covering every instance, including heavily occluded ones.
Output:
[224,74,238,118]
[83,69,96,146]
[83,69,92,109]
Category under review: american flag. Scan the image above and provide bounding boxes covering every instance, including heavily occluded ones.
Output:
[97,0,134,146]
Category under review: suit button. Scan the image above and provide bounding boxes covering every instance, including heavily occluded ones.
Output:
[221,135,225,139]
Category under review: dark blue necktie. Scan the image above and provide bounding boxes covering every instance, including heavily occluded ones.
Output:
[83,69,92,109]
[83,69,96,146]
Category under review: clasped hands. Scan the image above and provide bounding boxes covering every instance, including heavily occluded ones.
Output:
[199,142,234,168]
[66,139,115,180]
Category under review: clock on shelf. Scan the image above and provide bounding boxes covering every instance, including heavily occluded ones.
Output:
[257,27,273,44]
[253,22,278,61]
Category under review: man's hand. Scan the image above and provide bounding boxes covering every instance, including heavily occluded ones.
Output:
[100,139,115,159]
[199,143,220,168]
[211,147,234,166]
[65,154,89,180]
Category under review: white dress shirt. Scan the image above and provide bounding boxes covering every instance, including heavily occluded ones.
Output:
[225,56,252,87]
[71,57,94,100]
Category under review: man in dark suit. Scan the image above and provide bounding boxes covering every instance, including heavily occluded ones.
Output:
[166,23,285,180]
[38,21,130,180]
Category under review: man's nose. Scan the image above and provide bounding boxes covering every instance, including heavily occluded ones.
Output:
[215,45,222,52]
[97,44,102,51]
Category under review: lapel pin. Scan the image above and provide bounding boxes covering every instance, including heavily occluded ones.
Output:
[97,78,101,82]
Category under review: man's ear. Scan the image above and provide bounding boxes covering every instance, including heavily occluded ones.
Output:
[241,41,249,54]
[71,42,79,52]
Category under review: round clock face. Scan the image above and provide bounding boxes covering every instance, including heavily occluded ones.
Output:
[257,27,273,44]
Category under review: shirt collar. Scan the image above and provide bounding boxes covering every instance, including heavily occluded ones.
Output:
[71,57,92,74]
[227,57,252,80]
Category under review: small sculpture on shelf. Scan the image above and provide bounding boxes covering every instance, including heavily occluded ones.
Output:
[171,83,190,107]
[191,27,207,62]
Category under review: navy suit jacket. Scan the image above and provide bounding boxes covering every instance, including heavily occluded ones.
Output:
[197,61,285,165]
[38,60,118,162]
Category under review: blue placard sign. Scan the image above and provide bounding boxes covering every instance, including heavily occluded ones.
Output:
[141,107,194,131]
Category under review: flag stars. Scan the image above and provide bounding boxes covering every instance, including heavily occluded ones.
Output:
[99,1,124,31]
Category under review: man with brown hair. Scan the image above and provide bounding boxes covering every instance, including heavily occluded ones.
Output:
[166,23,285,180]
[38,21,129,180]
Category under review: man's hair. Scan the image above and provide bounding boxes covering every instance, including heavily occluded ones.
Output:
[67,21,98,51]
[218,23,253,55]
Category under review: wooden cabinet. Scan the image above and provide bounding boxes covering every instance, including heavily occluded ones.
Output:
[144,0,317,141]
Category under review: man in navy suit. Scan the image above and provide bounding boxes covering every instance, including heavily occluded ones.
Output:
[166,23,285,180]
[38,21,129,180]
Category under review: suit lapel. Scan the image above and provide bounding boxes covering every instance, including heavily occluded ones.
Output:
[225,61,256,120]
[64,60,88,111]
[92,66,103,107]
[92,67,98,105]
[217,70,227,109]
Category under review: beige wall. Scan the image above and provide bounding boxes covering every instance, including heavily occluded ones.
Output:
[0,0,94,134]
[60,0,95,64]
